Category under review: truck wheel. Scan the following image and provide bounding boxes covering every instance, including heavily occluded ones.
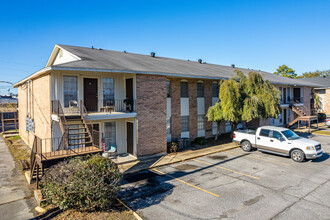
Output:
[241,141,252,152]
[290,149,305,162]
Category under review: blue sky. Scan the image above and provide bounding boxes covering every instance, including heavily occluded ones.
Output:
[1,0,330,94]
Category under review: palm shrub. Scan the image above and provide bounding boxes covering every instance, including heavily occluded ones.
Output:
[40,155,122,211]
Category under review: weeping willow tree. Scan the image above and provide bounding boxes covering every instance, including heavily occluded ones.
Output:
[207,70,281,139]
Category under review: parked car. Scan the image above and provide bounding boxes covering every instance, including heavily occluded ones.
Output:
[326,115,330,127]
[233,126,323,162]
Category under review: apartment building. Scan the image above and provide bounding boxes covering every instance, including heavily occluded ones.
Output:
[296,76,330,114]
[14,44,316,159]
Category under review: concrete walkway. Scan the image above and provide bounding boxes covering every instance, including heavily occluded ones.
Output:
[0,136,36,220]
[119,142,237,174]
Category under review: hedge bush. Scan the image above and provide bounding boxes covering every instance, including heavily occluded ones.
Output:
[40,155,122,211]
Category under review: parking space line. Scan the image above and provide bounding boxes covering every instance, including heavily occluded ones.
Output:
[225,150,290,166]
[151,168,220,198]
[192,159,260,180]
[117,198,143,220]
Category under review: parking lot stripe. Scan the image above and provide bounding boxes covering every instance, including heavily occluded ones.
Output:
[151,168,220,198]
[117,198,143,220]
[192,159,260,180]
[225,151,290,166]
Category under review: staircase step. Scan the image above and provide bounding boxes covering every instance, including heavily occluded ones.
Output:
[68,131,88,135]
[69,136,91,140]
[68,127,86,130]
[69,141,92,146]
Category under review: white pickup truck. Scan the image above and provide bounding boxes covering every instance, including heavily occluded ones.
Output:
[233,126,323,162]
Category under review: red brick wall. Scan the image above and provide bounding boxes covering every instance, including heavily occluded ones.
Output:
[170,79,181,140]
[189,80,197,139]
[204,80,213,138]
[136,74,167,157]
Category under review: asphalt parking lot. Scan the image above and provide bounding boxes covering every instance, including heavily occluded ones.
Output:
[120,133,330,220]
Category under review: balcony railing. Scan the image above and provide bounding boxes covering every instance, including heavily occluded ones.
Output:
[83,98,136,113]
[280,96,304,104]
[52,99,136,114]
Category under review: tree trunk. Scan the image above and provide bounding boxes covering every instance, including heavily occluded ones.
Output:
[230,122,237,138]
[215,121,222,140]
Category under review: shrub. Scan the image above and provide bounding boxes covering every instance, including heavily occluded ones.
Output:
[193,137,207,146]
[167,142,178,153]
[40,155,122,211]
[318,113,326,122]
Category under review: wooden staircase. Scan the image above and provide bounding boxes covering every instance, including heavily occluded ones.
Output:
[30,100,101,188]
[287,102,307,128]
[66,115,93,149]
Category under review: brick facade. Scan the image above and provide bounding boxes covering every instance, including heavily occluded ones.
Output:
[18,74,52,151]
[170,79,181,140]
[204,80,213,138]
[189,80,197,138]
[136,74,167,157]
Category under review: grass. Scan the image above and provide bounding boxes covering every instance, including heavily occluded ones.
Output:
[312,130,330,136]
[4,134,31,169]
[42,200,135,220]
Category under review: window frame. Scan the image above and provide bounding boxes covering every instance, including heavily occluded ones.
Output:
[212,82,219,98]
[259,129,271,137]
[102,77,115,107]
[197,82,204,98]
[181,116,189,132]
[180,81,189,98]
[197,114,205,130]
[166,81,171,98]
[63,75,78,108]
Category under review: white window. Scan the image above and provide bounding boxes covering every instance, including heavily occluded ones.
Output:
[181,82,188,98]
[103,78,115,106]
[167,81,171,98]
[63,76,78,107]
[104,122,116,148]
[198,115,204,130]
[212,82,219,97]
[181,116,189,132]
[167,117,171,134]
[197,82,204,98]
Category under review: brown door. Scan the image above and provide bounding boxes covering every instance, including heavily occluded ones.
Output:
[283,88,286,104]
[125,78,133,111]
[84,78,98,112]
[126,78,133,99]
[126,122,134,154]
[283,109,287,125]
[293,88,300,102]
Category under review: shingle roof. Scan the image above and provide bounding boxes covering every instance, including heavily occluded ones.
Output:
[295,76,330,88]
[17,44,320,87]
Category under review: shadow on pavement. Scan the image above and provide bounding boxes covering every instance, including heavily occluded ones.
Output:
[120,154,247,211]
[310,153,329,163]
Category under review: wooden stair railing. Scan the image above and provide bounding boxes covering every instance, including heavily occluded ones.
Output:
[80,100,95,146]
[29,135,44,188]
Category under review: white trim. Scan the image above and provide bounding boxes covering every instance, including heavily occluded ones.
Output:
[46,45,81,67]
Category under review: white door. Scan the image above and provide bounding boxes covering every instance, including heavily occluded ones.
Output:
[257,129,271,150]
[269,130,289,155]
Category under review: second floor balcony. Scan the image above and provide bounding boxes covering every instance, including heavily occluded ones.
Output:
[52,98,136,120]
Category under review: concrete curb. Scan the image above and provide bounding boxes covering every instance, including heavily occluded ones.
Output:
[123,143,238,175]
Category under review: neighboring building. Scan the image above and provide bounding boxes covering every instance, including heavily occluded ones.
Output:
[14,44,316,160]
[296,76,330,114]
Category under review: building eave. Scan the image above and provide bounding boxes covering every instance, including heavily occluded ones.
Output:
[13,67,52,87]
